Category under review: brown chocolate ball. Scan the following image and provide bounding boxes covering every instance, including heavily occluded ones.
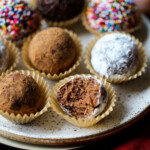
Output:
[28,27,76,75]
[0,73,42,116]
[37,0,85,21]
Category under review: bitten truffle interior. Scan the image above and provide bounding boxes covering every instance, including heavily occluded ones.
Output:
[57,77,108,118]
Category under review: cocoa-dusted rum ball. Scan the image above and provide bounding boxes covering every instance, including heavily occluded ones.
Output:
[28,27,77,75]
[0,73,42,116]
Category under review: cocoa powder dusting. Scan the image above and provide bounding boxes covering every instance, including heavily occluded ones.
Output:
[28,27,76,75]
[0,73,42,116]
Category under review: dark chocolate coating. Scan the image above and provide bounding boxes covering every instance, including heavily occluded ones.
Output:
[37,0,85,21]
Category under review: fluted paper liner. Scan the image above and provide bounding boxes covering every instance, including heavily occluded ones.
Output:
[50,74,116,128]
[29,0,37,9]
[84,32,147,83]
[0,70,51,124]
[1,38,19,76]
[22,29,82,80]
[82,2,142,35]
[30,0,81,27]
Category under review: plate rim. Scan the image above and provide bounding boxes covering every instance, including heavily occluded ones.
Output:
[0,104,150,146]
[0,14,150,148]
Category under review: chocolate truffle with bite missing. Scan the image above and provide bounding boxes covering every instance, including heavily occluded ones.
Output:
[36,0,85,21]
[28,27,76,75]
[0,73,42,116]
[57,77,108,118]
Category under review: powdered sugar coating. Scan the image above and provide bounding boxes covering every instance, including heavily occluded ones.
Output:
[0,39,8,74]
[91,33,139,79]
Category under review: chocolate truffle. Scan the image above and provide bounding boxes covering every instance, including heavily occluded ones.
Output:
[0,0,39,42]
[37,0,85,21]
[91,33,139,79]
[28,27,76,75]
[0,39,9,74]
[0,73,42,116]
[85,0,140,33]
[57,77,108,118]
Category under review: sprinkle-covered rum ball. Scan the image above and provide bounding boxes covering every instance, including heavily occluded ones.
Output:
[0,0,39,42]
[85,0,140,33]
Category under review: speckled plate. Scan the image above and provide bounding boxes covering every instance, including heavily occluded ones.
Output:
[0,15,150,148]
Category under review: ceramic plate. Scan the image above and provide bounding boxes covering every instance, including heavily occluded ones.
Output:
[0,13,150,148]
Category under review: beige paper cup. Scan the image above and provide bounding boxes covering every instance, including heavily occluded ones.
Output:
[50,74,116,128]
[0,70,51,124]
[29,0,37,9]
[82,2,142,35]
[84,32,147,83]
[1,38,19,76]
[22,29,82,80]
[45,14,81,28]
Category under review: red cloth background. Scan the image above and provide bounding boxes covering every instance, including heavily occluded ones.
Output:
[81,112,150,150]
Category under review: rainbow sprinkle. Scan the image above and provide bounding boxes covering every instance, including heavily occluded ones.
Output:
[86,0,139,32]
[0,0,39,41]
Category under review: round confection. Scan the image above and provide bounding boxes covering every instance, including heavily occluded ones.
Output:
[0,73,42,116]
[0,0,39,41]
[28,27,76,75]
[0,39,9,74]
[91,33,139,79]
[57,77,108,118]
[86,0,140,33]
[37,0,85,21]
